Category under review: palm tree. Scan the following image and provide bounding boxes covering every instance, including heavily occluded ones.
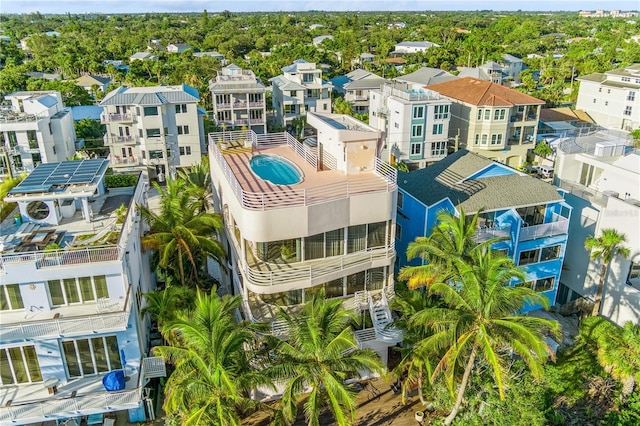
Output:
[595,320,640,398]
[411,247,561,425]
[264,294,385,426]
[178,157,212,213]
[154,290,269,425]
[141,286,195,328]
[399,210,503,289]
[584,229,630,316]
[139,179,225,287]
[533,140,553,165]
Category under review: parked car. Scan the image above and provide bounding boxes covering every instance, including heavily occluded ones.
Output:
[538,165,554,179]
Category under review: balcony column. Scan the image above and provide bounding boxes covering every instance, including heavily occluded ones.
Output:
[81,197,91,222]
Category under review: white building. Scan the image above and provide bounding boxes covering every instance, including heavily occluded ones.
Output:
[554,129,640,326]
[269,60,332,127]
[330,69,389,115]
[0,91,76,181]
[392,41,439,55]
[369,82,452,169]
[209,64,267,134]
[209,112,400,373]
[99,84,205,180]
[0,160,165,425]
[576,64,640,131]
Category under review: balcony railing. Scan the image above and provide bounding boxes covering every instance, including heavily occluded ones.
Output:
[519,214,569,241]
[209,131,396,211]
[104,134,137,145]
[474,225,511,243]
[0,246,120,273]
[243,244,395,286]
[0,288,132,341]
[100,112,135,124]
[111,156,139,166]
[0,356,165,425]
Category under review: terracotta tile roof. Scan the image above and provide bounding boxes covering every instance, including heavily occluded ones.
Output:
[539,107,594,123]
[426,77,544,107]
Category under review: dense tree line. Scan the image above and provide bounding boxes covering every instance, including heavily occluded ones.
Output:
[1,10,639,108]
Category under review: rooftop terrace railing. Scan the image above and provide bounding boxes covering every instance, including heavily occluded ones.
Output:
[0,246,121,273]
[209,131,396,211]
[519,213,569,241]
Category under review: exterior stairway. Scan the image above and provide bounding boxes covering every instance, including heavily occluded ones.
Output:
[368,291,402,343]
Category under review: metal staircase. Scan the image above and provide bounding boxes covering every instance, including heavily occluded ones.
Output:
[368,290,402,343]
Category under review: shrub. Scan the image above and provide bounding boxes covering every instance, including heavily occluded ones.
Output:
[105,174,138,188]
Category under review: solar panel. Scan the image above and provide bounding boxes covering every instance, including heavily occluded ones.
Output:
[9,159,110,195]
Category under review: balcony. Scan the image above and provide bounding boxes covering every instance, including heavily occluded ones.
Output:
[519,213,569,241]
[0,357,165,425]
[0,246,120,274]
[474,225,511,243]
[104,134,137,145]
[0,288,132,341]
[100,113,135,124]
[110,156,139,166]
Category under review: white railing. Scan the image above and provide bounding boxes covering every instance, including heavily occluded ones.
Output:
[474,225,512,243]
[209,132,396,211]
[244,244,394,287]
[101,112,134,123]
[519,214,569,241]
[0,246,120,272]
[141,356,166,379]
[1,289,132,341]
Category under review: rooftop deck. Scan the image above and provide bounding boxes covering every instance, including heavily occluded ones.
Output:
[209,131,396,210]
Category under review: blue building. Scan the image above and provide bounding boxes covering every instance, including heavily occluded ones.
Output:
[396,150,571,311]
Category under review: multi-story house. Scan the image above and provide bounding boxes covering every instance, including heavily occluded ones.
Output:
[392,41,439,55]
[576,64,640,131]
[100,84,205,180]
[330,69,389,115]
[426,77,545,167]
[166,43,192,53]
[369,82,452,169]
[209,64,267,134]
[0,160,165,425]
[395,67,457,87]
[396,149,572,312]
[553,128,639,326]
[269,60,332,128]
[209,112,400,372]
[0,91,76,182]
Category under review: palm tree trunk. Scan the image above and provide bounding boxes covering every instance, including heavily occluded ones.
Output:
[444,345,478,425]
[591,264,608,316]
[417,366,427,406]
[177,247,185,287]
[622,376,635,398]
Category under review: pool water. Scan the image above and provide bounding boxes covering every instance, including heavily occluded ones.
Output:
[249,154,303,185]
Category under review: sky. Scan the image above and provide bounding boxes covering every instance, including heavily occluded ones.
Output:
[1,0,638,15]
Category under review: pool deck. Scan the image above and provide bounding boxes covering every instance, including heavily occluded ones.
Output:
[223,144,389,196]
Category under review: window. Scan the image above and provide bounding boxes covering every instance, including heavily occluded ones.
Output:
[481,134,488,145]
[474,134,479,145]
[62,336,121,378]
[179,146,192,156]
[0,346,41,384]
[491,134,503,145]
[624,106,632,116]
[302,73,314,83]
[48,276,108,306]
[143,106,158,116]
[431,141,446,157]
[519,249,540,265]
[410,142,422,155]
[494,109,506,120]
[413,106,424,119]
[175,104,187,113]
[593,99,597,103]
[27,130,38,148]
[397,192,404,209]
[394,122,399,129]
[598,87,602,92]
[534,277,555,292]
[149,150,164,159]
[0,284,24,311]
[412,125,423,138]
[432,123,443,135]
[517,204,546,226]
[396,224,402,240]
[477,109,483,120]
[627,91,635,101]
[622,77,631,82]
[323,103,328,111]
[146,128,161,138]
[434,104,449,119]
[284,105,295,114]
[289,90,297,97]
[540,245,561,262]
[7,131,17,147]
[484,109,491,120]
[177,125,189,135]
[628,262,640,286]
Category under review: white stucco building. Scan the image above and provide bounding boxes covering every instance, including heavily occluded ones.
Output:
[576,64,640,131]
[369,82,452,169]
[209,112,401,380]
[0,160,164,425]
[554,129,640,326]
[100,85,205,180]
[0,91,76,181]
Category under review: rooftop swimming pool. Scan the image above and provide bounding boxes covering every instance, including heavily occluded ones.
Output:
[249,154,303,185]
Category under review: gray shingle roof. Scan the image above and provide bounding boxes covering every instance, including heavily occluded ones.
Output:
[396,67,458,86]
[398,150,562,213]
